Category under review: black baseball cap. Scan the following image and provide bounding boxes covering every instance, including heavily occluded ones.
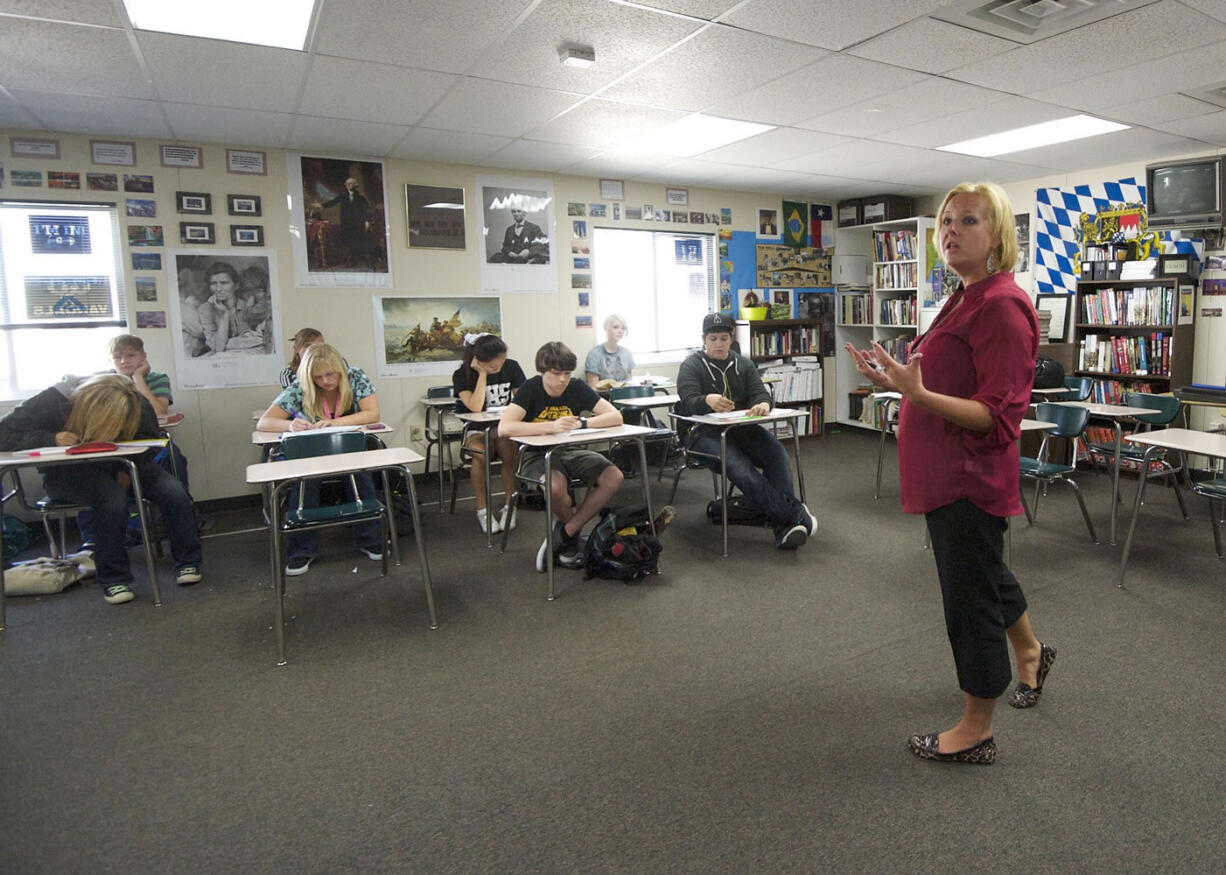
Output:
[702,312,733,335]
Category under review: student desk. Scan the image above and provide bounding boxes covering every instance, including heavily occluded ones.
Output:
[419,396,462,510]
[455,410,503,548]
[244,446,436,665]
[1117,428,1226,586]
[614,394,680,411]
[668,408,809,558]
[1045,400,1166,545]
[0,445,161,629]
[871,392,902,499]
[251,424,393,461]
[507,424,655,601]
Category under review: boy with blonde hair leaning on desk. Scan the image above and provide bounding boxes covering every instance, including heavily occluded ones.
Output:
[499,341,624,572]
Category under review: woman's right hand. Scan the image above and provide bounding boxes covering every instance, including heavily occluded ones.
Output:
[54,431,80,446]
[844,343,896,391]
[289,417,311,432]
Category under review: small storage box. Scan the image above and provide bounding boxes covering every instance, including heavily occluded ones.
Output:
[861,195,914,224]
[837,200,861,227]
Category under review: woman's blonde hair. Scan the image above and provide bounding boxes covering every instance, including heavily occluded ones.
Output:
[288,327,323,370]
[66,374,143,442]
[935,181,1019,274]
[297,343,351,420]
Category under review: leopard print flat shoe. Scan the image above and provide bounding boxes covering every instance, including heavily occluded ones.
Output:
[908,733,997,765]
[1009,643,1057,709]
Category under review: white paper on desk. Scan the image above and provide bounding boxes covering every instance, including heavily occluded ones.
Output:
[709,410,752,420]
[280,425,361,438]
[485,405,508,413]
[18,446,71,456]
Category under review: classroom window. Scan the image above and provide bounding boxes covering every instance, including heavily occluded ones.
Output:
[591,228,715,361]
[0,201,128,399]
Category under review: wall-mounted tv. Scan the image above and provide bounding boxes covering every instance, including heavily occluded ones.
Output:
[1145,155,1226,230]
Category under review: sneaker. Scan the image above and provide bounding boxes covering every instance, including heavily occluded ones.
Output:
[175,565,202,586]
[103,584,135,605]
[652,505,677,535]
[499,506,518,531]
[535,520,577,573]
[286,556,313,576]
[358,546,383,561]
[557,541,585,569]
[801,505,818,536]
[777,523,808,550]
[477,507,502,534]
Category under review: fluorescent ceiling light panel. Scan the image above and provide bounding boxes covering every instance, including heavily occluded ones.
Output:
[123,0,315,51]
[618,114,775,158]
[936,114,1129,157]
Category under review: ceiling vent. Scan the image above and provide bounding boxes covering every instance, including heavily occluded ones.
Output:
[930,0,1160,44]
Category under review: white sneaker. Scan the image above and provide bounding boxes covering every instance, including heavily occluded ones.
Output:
[477,507,503,534]
[500,505,518,531]
[802,505,818,536]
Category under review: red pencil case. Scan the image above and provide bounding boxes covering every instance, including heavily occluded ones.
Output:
[66,441,119,455]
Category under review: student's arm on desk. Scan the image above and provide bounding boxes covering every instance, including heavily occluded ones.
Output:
[256,403,296,433]
[498,403,577,436]
[589,396,623,429]
[330,393,379,428]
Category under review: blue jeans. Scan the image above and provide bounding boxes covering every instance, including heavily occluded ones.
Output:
[43,459,201,588]
[689,424,804,536]
[287,471,383,561]
[77,442,192,544]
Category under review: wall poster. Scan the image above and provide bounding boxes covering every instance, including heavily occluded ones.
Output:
[374,295,502,378]
[477,174,557,294]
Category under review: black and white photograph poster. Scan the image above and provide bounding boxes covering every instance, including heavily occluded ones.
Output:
[477,174,557,295]
[286,154,391,288]
[1015,212,1031,273]
[168,250,282,390]
[374,295,502,378]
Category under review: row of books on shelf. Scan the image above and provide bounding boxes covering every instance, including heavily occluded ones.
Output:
[879,296,916,326]
[840,292,871,324]
[875,261,917,289]
[751,325,821,358]
[1079,285,1174,326]
[758,357,822,403]
[771,402,823,438]
[873,229,917,262]
[857,394,889,429]
[1078,332,1170,376]
[877,334,912,364]
[1085,381,1152,405]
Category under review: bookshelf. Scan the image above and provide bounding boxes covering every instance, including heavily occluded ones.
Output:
[1072,277,1193,403]
[833,215,934,429]
[748,318,824,436]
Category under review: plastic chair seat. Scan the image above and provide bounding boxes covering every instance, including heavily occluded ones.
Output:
[1019,458,1075,478]
[285,497,383,526]
[1191,478,1226,499]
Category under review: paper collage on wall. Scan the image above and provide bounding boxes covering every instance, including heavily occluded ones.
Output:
[168,250,282,390]
[374,295,502,377]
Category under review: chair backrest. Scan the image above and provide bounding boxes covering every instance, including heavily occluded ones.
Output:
[1035,402,1091,438]
[609,385,654,402]
[279,430,367,460]
[427,385,454,399]
[1063,376,1093,401]
[1123,392,1180,426]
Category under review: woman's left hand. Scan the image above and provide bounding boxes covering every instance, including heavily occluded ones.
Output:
[844,342,896,390]
[870,341,924,399]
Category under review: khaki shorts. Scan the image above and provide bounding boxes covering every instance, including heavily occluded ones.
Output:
[519,447,614,486]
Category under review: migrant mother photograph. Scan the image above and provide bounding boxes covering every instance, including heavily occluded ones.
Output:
[374,295,502,377]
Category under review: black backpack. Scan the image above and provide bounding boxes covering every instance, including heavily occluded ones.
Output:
[1034,354,1065,389]
[582,503,662,583]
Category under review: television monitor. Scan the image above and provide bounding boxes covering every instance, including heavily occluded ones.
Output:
[1145,155,1226,230]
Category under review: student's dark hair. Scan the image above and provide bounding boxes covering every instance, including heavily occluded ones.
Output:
[459,334,507,390]
[535,341,577,373]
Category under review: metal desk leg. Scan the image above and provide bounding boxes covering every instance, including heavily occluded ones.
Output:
[270,481,288,666]
[1110,421,1123,544]
[484,426,493,548]
[126,459,162,607]
[791,424,806,504]
[544,448,556,600]
[403,464,438,629]
[1,497,7,630]
[720,429,729,558]
[381,469,401,568]
[1118,445,1163,587]
[636,436,655,534]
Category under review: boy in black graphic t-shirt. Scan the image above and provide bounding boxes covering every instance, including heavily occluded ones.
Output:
[500,341,624,572]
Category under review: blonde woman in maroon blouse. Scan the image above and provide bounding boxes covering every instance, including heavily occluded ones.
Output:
[845,181,1053,765]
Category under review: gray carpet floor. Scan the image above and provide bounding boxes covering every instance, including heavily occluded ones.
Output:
[3,428,1224,873]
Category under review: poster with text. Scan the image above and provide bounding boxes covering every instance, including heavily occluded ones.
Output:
[477,174,557,294]
[168,250,282,390]
[375,295,502,378]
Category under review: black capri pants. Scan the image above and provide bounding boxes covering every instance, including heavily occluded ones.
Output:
[924,498,1028,700]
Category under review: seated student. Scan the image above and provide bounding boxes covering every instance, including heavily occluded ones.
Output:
[499,342,625,571]
[108,334,190,489]
[0,374,203,604]
[585,314,634,388]
[279,328,324,388]
[452,333,526,534]
[675,312,816,550]
[256,343,382,576]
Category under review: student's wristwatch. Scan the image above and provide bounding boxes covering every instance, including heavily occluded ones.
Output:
[579,416,588,429]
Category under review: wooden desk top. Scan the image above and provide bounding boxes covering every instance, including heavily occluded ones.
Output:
[509,423,653,448]
[250,424,394,445]
[615,394,680,408]
[671,407,808,427]
[419,397,457,407]
[0,444,149,469]
[1020,418,1057,433]
[245,446,422,484]
[1124,427,1226,457]
[1046,400,1165,421]
[456,410,502,424]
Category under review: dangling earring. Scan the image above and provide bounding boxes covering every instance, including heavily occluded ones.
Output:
[986,252,999,275]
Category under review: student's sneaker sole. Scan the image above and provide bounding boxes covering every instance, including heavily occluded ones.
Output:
[286,558,313,576]
[358,548,383,561]
[777,524,808,550]
[103,584,135,605]
[175,566,202,586]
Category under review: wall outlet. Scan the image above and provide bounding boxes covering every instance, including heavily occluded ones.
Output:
[410,426,424,442]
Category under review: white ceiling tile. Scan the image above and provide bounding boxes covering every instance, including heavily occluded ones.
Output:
[0,1,121,25]
[722,0,953,50]
[525,98,686,148]
[1179,0,1226,25]
[1004,126,1216,172]
[418,78,583,138]
[0,92,41,128]
[874,96,1076,149]
[0,18,151,97]
[947,1,1226,94]
[138,33,310,112]
[467,0,703,92]
[1154,110,1226,146]
[311,0,529,75]
[389,128,512,165]
[708,54,928,127]
[797,78,1013,139]
[630,1,740,17]
[287,116,412,156]
[163,102,295,149]
[483,139,601,172]
[1099,93,1222,126]
[693,127,854,167]
[788,140,931,176]
[300,58,457,126]
[674,159,817,188]
[599,25,826,112]
[847,17,1016,75]
[564,152,679,179]
[7,89,170,139]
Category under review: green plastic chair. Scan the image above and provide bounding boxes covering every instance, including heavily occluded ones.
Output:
[1086,393,1189,518]
[1019,402,1098,543]
[1054,376,1093,401]
[609,385,680,482]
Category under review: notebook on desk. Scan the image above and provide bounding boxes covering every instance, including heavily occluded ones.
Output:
[280,425,361,439]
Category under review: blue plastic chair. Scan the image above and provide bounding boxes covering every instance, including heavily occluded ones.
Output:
[1086,393,1188,518]
[1019,402,1099,543]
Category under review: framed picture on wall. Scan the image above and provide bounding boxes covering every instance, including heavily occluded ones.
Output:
[230,224,264,246]
[177,191,212,215]
[227,194,262,216]
[180,222,215,244]
[405,183,466,250]
[1036,294,1070,342]
[665,187,688,206]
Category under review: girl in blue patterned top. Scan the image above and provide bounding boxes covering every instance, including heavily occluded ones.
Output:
[257,343,382,575]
